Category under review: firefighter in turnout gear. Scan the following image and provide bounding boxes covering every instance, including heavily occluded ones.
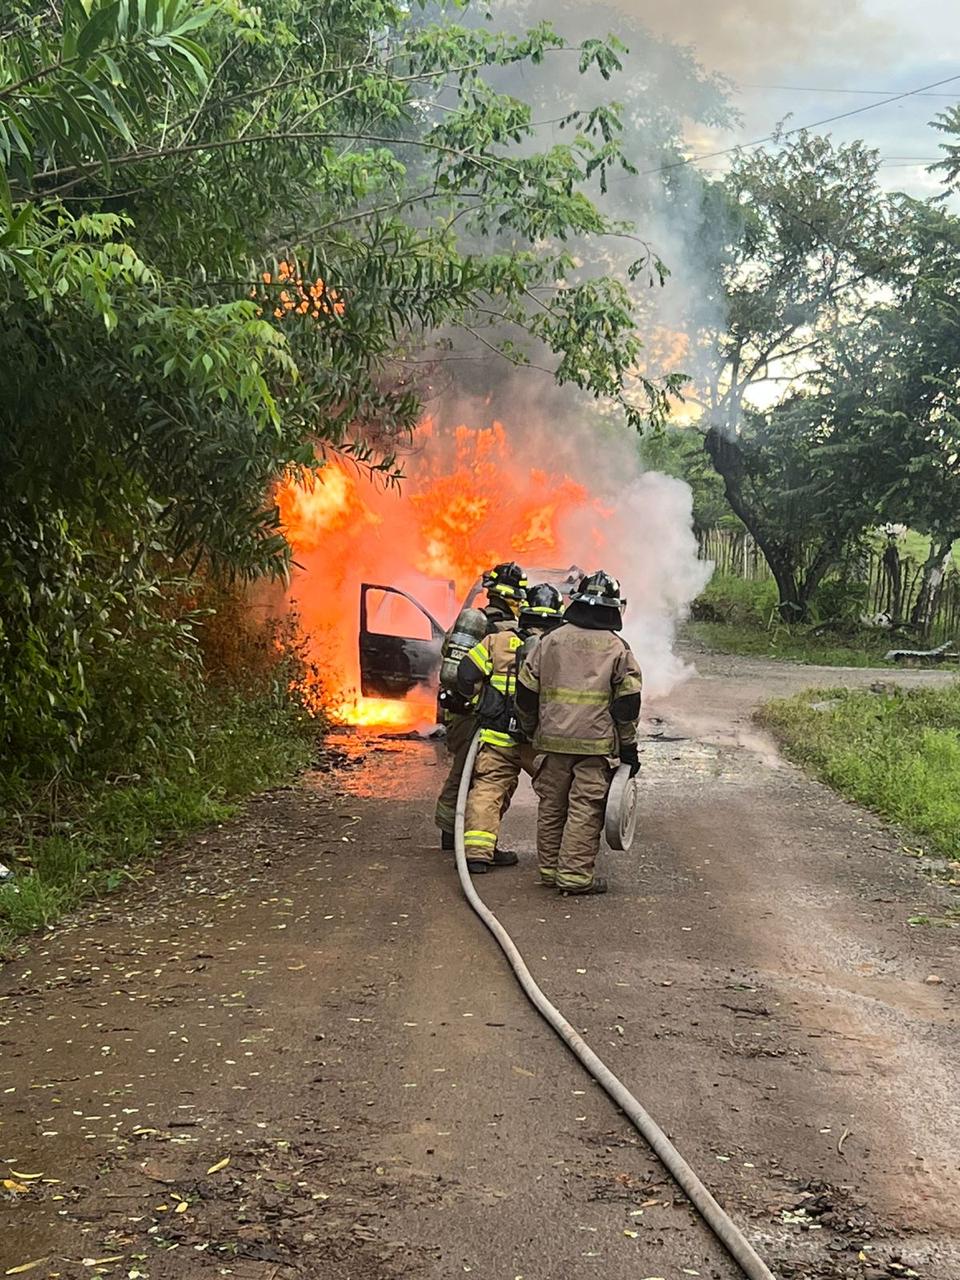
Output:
[434,562,527,848]
[456,584,565,873]
[517,571,642,895]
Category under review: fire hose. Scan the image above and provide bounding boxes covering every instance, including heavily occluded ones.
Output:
[453,729,778,1280]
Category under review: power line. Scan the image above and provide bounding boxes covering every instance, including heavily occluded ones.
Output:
[643,69,960,177]
[739,82,960,99]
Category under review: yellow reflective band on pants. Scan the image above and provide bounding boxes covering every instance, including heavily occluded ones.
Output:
[555,870,594,890]
[538,866,557,885]
[463,741,535,863]
[479,727,519,748]
[464,829,496,850]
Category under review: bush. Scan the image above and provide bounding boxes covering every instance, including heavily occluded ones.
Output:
[691,574,780,626]
[0,587,323,951]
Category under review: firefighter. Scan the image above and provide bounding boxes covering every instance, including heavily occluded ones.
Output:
[517,571,642,895]
[434,562,527,849]
[456,583,565,873]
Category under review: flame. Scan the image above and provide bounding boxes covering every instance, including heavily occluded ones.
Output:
[277,418,606,729]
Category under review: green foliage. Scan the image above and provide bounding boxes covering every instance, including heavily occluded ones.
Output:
[761,684,960,859]
[0,614,319,951]
[820,200,960,544]
[695,120,960,631]
[691,574,779,626]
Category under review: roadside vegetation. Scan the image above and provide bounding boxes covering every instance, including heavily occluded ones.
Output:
[0,602,320,951]
[686,576,900,667]
[760,684,960,861]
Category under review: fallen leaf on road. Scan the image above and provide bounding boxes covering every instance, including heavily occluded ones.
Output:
[512,1066,535,1078]
[8,1172,42,1181]
[2,1180,29,1193]
[623,1229,638,1238]
[82,1257,124,1267]
[206,1156,230,1174]
[5,1261,47,1275]
[175,1201,188,1214]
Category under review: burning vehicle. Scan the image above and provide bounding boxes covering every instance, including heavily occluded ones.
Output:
[276,415,710,727]
[358,566,584,700]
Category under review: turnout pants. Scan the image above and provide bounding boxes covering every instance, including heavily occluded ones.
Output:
[533,752,613,890]
[464,742,535,862]
[434,713,477,835]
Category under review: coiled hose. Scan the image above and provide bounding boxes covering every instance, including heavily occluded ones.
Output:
[453,730,778,1280]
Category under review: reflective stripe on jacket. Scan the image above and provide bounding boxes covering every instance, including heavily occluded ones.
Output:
[518,622,642,755]
[439,604,515,690]
[457,629,525,747]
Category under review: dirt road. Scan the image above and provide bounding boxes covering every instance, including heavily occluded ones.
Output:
[1,653,958,1280]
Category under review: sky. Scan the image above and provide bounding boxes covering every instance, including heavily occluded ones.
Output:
[630,0,960,198]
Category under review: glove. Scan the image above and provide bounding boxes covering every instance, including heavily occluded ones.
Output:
[619,743,640,777]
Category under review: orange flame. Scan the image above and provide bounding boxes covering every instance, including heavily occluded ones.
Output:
[277,419,606,728]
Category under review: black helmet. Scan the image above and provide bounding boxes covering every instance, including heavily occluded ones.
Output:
[571,570,625,611]
[482,561,527,602]
[520,582,564,630]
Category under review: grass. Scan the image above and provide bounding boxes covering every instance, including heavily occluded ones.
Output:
[688,573,900,666]
[686,620,896,667]
[0,690,317,952]
[759,682,960,860]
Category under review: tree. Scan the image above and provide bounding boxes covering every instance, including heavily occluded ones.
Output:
[0,0,679,776]
[691,133,901,617]
[820,198,960,633]
[704,396,877,621]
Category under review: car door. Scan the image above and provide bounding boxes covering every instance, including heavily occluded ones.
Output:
[359,583,446,698]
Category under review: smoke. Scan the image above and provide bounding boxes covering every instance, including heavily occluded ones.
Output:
[564,464,713,700]
[425,385,714,700]
[609,1,892,75]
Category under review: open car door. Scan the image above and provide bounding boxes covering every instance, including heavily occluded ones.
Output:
[359,583,445,698]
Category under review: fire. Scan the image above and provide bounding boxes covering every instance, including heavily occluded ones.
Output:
[334,695,436,729]
[277,418,607,729]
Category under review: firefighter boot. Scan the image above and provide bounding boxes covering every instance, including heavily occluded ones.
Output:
[559,876,608,896]
[467,848,519,874]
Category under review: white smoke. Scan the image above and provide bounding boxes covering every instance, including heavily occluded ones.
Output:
[610,0,891,75]
[552,424,712,699]
[615,473,713,699]
[426,383,712,700]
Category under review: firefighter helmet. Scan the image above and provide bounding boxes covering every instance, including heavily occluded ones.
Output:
[520,582,564,630]
[482,561,527,602]
[571,570,626,611]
